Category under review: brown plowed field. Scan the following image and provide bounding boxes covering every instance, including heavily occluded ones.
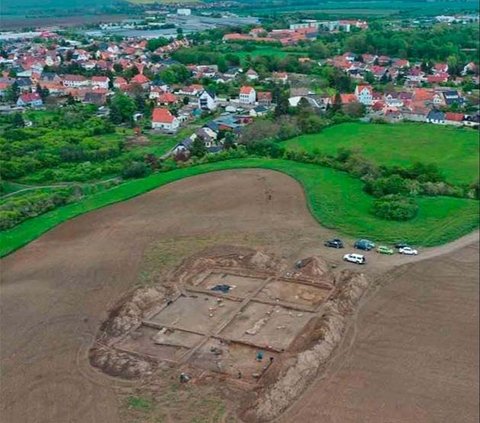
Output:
[1,169,478,422]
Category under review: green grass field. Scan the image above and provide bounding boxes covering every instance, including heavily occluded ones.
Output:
[280,123,479,186]
[1,158,478,257]
[232,46,304,65]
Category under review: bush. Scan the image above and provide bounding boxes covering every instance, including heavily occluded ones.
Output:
[372,195,419,221]
[364,174,409,197]
[122,161,151,179]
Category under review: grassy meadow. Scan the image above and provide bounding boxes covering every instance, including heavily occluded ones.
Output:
[1,158,478,257]
[280,123,479,186]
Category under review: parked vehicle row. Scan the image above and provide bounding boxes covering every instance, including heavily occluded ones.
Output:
[324,238,419,265]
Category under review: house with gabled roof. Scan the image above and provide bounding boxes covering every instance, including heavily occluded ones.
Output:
[16,92,43,108]
[246,68,259,81]
[91,76,110,89]
[198,90,217,111]
[151,107,179,132]
[239,86,256,104]
[354,84,373,105]
[130,73,150,89]
[426,109,445,124]
[157,92,178,105]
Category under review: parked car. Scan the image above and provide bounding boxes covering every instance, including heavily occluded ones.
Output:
[343,253,366,264]
[377,245,394,255]
[399,247,418,255]
[354,239,375,251]
[394,242,410,249]
[324,238,344,248]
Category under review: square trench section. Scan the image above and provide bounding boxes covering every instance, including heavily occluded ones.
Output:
[147,292,240,333]
[219,302,315,351]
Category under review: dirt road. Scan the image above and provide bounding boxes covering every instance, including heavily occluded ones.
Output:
[1,169,478,423]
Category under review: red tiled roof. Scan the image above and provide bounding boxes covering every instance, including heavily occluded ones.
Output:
[413,88,434,101]
[340,93,357,104]
[131,74,149,84]
[63,74,86,81]
[19,92,41,102]
[240,86,254,95]
[152,108,175,123]
[257,91,272,100]
[445,112,464,122]
[158,92,177,103]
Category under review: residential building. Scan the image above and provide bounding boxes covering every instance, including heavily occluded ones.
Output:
[246,69,259,81]
[354,84,373,106]
[62,74,89,88]
[426,109,445,124]
[91,76,110,89]
[151,107,180,132]
[239,86,256,104]
[257,91,272,106]
[198,90,217,111]
[16,92,43,107]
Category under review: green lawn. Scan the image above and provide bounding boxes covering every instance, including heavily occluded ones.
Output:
[1,158,478,257]
[280,123,479,185]
[233,46,304,65]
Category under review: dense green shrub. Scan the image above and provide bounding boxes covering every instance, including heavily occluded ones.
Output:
[0,189,73,230]
[122,161,151,179]
[372,195,419,221]
[364,174,410,197]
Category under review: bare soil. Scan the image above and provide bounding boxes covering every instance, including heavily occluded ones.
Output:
[1,169,478,423]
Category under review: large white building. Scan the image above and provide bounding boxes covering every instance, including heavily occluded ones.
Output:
[239,86,256,104]
[198,90,217,111]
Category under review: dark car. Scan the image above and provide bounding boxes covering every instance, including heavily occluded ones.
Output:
[324,238,344,248]
[354,239,375,251]
[394,242,410,249]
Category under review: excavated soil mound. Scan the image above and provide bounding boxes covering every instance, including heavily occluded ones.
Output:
[290,256,333,282]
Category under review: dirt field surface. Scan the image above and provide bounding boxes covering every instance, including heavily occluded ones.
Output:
[1,169,478,423]
[278,241,479,423]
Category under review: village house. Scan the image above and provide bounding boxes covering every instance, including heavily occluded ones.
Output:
[157,92,178,105]
[151,107,180,133]
[246,69,259,81]
[91,76,110,90]
[426,109,445,124]
[249,105,269,117]
[257,91,272,107]
[224,67,242,79]
[442,90,464,106]
[113,77,128,90]
[354,84,373,106]
[269,72,286,85]
[16,92,43,108]
[130,73,150,89]
[198,90,217,111]
[239,86,256,104]
[178,84,203,96]
[62,74,89,88]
